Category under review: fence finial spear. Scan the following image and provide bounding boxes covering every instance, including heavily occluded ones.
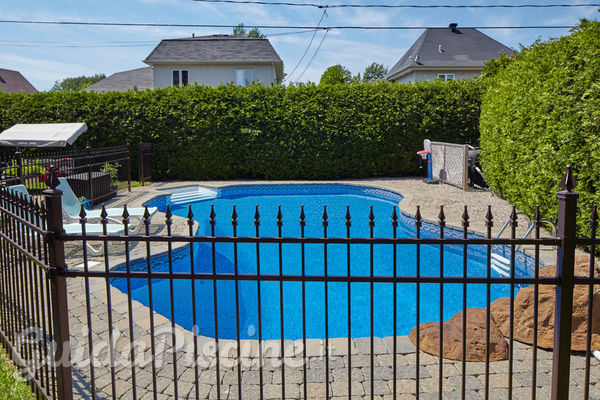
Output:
[485,205,493,227]
[78,203,87,221]
[534,205,542,226]
[277,205,283,227]
[45,165,60,190]
[122,204,130,221]
[391,205,398,228]
[254,205,260,227]
[187,205,194,222]
[560,165,577,192]
[591,204,598,226]
[300,205,306,227]
[231,205,238,227]
[209,204,216,226]
[345,205,351,228]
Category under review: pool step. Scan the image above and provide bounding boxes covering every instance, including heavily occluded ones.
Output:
[170,188,218,205]
[491,253,511,277]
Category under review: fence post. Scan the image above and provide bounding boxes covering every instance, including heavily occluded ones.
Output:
[43,166,74,400]
[126,141,131,192]
[15,146,23,185]
[551,165,578,400]
[86,142,93,206]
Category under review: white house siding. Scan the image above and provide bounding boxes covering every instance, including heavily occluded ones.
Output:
[394,71,417,84]
[153,64,276,88]
[394,69,481,83]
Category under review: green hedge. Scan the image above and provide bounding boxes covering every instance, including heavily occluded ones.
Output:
[480,19,600,235]
[0,79,482,180]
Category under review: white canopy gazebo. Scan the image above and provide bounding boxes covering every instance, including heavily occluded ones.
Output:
[0,123,87,148]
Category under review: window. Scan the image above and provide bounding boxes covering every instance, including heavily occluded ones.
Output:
[235,69,253,87]
[438,74,455,82]
[172,70,189,87]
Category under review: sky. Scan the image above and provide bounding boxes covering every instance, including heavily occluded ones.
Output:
[1,0,598,91]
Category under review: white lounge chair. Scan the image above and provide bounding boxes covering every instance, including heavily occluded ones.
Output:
[7,184,128,256]
[62,222,126,256]
[57,177,157,233]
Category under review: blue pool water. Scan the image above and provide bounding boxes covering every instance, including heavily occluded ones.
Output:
[111,185,533,340]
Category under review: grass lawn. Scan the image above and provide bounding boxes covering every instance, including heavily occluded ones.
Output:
[115,180,150,190]
[0,347,35,400]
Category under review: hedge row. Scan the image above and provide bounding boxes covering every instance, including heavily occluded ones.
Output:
[479,19,600,236]
[0,79,482,181]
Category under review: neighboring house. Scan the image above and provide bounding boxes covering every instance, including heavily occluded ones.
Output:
[0,68,37,93]
[385,23,513,83]
[85,67,153,93]
[143,35,284,88]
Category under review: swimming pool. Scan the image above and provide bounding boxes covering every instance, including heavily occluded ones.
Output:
[111,184,534,341]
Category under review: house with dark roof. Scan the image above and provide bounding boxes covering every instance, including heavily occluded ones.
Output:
[143,35,284,88]
[385,23,513,83]
[0,68,37,93]
[85,67,153,93]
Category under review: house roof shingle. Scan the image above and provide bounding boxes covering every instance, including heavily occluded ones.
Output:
[84,67,153,93]
[0,68,37,94]
[386,25,514,80]
[144,35,283,64]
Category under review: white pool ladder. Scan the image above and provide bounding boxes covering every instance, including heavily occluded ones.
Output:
[491,212,557,276]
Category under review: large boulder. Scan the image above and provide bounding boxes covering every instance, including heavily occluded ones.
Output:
[490,255,600,351]
[409,308,509,361]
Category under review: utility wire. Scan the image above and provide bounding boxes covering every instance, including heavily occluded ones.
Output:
[194,0,600,9]
[295,28,329,82]
[284,9,327,82]
[0,43,155,48]
[0,20,578,30]
[0,31,313,48]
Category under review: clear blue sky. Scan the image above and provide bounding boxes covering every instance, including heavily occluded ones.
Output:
[1,0,598,91]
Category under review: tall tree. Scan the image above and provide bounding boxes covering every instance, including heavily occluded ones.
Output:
[362,63,389,82]
[232,23,266,39]
[50,74,106,92]
[319,65,353,85]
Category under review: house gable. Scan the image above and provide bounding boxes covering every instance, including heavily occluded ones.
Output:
[386,24,513,83]
[0,68,37,93]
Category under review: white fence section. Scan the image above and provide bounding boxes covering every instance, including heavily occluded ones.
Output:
[430,141,469,191]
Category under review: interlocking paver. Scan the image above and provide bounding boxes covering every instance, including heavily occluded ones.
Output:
[418,377,454,393]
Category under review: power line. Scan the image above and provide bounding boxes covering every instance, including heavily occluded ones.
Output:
[0,31,312,48]
[267,30,316,36]
[295,28,329,82]
[284,9,328,82]
[0,20,578,30]
[194,0,600,9]
[0,40,157,44]
[0,43,155,48]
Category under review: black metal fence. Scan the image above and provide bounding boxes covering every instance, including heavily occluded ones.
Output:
[0,166,599,400]
[138,142,152,186]
[0,143,131,206]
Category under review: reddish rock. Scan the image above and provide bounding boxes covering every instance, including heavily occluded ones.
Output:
[490,255,600,351]
[409,308,509,362]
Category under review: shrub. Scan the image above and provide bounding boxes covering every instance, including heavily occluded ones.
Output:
[0,79,483,181]
[479,18,600,236]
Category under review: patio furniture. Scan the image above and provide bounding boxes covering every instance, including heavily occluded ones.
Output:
[7,184,127,255]
[57,178,157,233]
